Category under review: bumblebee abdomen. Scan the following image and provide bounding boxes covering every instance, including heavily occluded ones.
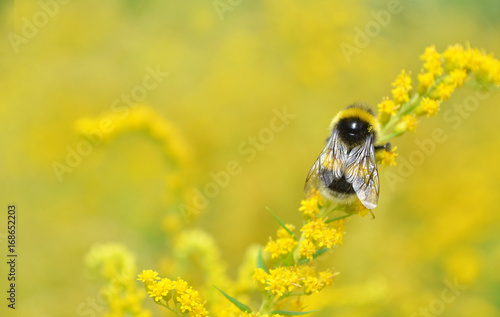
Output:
[326,176,355,195]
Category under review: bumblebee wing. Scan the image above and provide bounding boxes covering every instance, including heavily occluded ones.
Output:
[304,130,348,197]
[344,134,380,209]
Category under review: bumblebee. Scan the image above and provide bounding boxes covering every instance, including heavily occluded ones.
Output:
[304,104,389,210]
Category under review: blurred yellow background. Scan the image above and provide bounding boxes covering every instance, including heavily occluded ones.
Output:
[1,0,500,316]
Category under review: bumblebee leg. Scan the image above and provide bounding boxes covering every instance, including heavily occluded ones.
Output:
[375,142,391,152]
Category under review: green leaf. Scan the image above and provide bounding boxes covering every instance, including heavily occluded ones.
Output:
[215,286,252,313]
[257,248,269,273]
[283,252,296,267]
[325,213,353,224]
[297,247,329,265]
[266,206,295,238]
[270,310,320,315]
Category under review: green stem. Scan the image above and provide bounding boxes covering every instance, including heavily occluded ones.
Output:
[259,293,275,314]
[381,93,420,136]
[322,204,344,218]
[157,302,182,316]
[378,130,404,144]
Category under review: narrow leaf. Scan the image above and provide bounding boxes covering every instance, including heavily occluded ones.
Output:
[215,286,252,313]
[270,310,320,315]
[325,213,353,224]
[283,252,296,267]
[265,206,294,238]
[257,248,269,273]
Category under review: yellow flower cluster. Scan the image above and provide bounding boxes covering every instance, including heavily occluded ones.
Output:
[265,224,298,259]
[416,97,441,117]
[138,270,209,317]
[377,146,398,167]
[394,115,418,134]
[421,45,443,77]
[391,69,412,105]
[299,218,344,260]
[298,190,324,219]
[377,98,398,117]
[378,44,500,142]
[253,265,338,297]
[265,191,345,262]
[443,43,500,85]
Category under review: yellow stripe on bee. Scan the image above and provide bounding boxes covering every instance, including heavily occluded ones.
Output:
[329,105,381,135]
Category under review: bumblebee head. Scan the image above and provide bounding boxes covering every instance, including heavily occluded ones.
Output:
[329,104,380,145]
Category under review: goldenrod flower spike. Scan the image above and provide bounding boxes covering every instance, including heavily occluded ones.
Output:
[138,271,209,316]
[379,43,500,143]
[133,44,500,317]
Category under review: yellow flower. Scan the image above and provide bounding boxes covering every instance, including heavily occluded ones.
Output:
[265,237,298,259]
[147,279,172,302]
[421,45,440,61]
[449,68,468,87]
[141,273,208,316]
[177,288,201,313]
[391,70,412,105]
[473,50,500,84]
[392,69,412,89]
[298,190,323,218]
[252,268,268,285]
[264,223,298,259]
[394,115,418,134]
[420,45,443,76]
[300,217,344,252]
[391,85,410,105]
[416,97,441,117]
[443,44,468,70]
[277,224,296,238]
[299,238,316,260]
[137,270,160,283]
[319,270,338,287]
[174,278,189,293]
[301,218,328,241]
[377,98,399,116]
[435,83,456,100]
[265,267,301,297]
[417,71,434,93]
[296,266,338,294]
[317,228,343,249]
[191,303,209,317]
[378,146,398,167]
[302,276,322,294]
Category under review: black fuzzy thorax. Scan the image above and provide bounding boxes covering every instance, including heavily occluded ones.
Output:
[336,117,375,146]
